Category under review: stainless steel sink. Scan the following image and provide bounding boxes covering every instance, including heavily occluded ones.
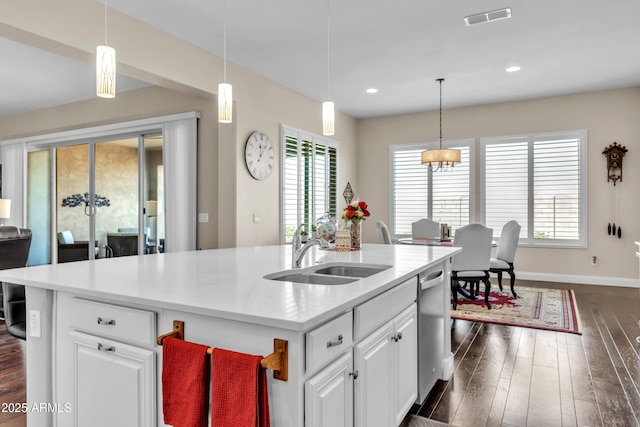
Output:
[266,273,356,285]
[313,264,391,278]
[263,262,392,285]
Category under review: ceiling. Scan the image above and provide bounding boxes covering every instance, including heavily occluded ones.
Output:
[2,0,640,119]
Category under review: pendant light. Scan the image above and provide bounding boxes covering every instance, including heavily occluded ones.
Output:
[421,78,461,171]
[96,0,116,98]
[322,0,335,136]
[218,0,233,123]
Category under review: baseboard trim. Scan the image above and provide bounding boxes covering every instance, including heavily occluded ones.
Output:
[515,271,640,288]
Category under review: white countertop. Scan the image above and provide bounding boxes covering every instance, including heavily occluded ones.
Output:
[0,243,459,331]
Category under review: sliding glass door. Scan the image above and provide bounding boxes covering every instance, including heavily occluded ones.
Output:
[27,133,165,263]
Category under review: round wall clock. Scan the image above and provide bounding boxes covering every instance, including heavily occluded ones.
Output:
[244,131,274,180]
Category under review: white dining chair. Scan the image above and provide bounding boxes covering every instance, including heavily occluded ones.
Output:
[451,223,493,310]
[490,220,521,297]
[411,218,440,238]
[375,220,392,244]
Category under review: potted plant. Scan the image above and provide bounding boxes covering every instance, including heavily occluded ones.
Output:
[300,229,308,243]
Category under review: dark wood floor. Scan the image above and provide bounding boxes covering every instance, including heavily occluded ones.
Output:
[414,280,640,427]
[1,281,639,427]
[0,321,26,427]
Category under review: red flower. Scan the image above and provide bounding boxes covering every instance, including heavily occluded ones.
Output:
[363,209,370,217]
[358,201,368,210]
[346,209,357,218]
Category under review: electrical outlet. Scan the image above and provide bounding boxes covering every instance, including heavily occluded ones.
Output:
[590,255,597,266]
[198,213,209,223]
[29,310,41,338]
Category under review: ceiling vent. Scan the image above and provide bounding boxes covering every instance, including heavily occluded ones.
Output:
[464,8,512,26]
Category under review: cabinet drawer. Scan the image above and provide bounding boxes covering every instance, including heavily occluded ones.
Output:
[354,277,416,341]
[306,311,353,373]
[67,298,156,347]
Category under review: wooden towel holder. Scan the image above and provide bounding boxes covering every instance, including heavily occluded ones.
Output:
[157,320,289,381]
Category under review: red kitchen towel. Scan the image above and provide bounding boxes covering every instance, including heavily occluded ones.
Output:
[162,337,210,427]
[210,348,271,427]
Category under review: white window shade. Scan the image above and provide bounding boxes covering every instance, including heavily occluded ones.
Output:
[391,140,473,237]
[481,130,586,247]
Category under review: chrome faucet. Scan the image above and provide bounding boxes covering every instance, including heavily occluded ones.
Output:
[292,224,322,268]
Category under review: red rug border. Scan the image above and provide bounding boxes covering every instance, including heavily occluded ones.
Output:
[451,288,582,335]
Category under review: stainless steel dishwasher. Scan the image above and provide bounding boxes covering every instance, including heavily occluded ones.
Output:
[416,264,447,402]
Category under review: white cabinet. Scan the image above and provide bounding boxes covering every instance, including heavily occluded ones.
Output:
[56,295,156,427]
[70,331,155,427]
[305,352,354,427]
[354,304,417,427]
[305,276,418,427]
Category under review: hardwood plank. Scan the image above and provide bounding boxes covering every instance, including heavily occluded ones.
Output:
[501,356,533,427]
[485,377,510,427]
[556,334,577,427]
[527,365,562,426]
[532,329,558,369]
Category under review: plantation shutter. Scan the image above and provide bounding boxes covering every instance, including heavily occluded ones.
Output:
[281,126,338,243]
[391,140,473,237]
[533,137,581,240]
[484,140,529,238]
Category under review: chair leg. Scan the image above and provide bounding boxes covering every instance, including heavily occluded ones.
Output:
[496,271,503,292]
[451,278,459,310]
[483,276,491,309]
[508,266,517,297]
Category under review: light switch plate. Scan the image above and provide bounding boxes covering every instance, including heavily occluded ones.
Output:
[198,213,209,223]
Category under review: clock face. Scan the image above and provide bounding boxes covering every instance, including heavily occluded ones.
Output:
[245,131,274,180]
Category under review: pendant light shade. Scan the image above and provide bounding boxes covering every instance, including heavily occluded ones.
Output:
[322,101,335,136]
[421,78,461,171]
[218,0,233,123]
[96,45,116,98]
[96,0,115,98]
[218,82,233,123]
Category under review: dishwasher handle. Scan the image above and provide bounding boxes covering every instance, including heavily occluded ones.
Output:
[419,270,444,290]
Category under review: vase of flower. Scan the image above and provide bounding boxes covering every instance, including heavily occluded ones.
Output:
[342,200,371,251]
[350,221,362,250]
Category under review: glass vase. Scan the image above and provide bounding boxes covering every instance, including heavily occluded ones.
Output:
[350,221,362,250]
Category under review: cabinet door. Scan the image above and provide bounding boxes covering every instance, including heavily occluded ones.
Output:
[354,322,394,427]
[71,331,155,427]
[393,304,418,425]
[305,352,354,427]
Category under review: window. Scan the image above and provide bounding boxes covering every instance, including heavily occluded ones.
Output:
[281,125,338,243]
[390,139,474,237]
[481,130,587,247]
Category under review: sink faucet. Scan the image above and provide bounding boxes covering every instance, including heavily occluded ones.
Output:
[292,224,322,268]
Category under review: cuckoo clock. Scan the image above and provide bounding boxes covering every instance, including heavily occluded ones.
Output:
[602,142,628,186]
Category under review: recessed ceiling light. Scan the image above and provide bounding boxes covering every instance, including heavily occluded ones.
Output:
[506,66,521,73]
[366,88,378,94]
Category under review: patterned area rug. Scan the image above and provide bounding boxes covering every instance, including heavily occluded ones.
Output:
[451,286,581,334]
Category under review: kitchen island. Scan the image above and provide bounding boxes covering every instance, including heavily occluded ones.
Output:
[0,243,459,427]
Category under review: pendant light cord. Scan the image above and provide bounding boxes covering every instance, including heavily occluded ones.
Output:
[326,0,331,101]
[438,78,444,149]
[104,0,108,45]
[223,0,227,83]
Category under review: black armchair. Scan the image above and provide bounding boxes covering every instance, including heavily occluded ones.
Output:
[0,226,32,340]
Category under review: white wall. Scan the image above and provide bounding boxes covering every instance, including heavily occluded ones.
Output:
[357,88,640,282]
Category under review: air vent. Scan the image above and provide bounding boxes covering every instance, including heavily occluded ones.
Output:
[464,7,512,26]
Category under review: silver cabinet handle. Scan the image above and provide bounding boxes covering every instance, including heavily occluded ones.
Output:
[97,317,116,326]
[326,334,344,348]
[392,332,403,342]
[349,370,359,380]
[97,343,115,352]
